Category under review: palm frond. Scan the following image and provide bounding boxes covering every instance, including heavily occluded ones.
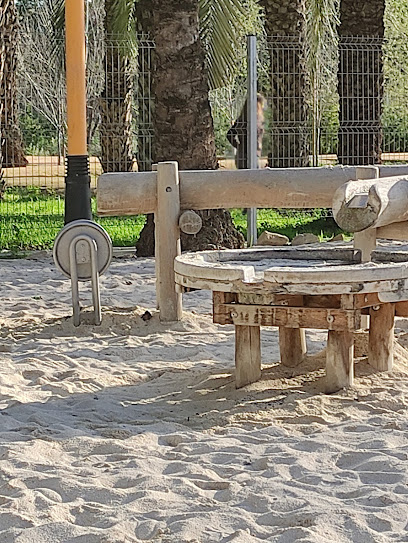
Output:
[200,0,257,90]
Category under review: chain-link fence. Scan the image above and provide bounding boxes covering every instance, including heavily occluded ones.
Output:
[2,24,408,249]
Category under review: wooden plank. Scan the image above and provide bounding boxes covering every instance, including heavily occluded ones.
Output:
[155,161,182,322]
[235,325,262,388]
[303,294,341,308]
[354,292,381,308]
[368,303,395,372]
[326,330,354,393]
[279,328,307,367]
[377,221,408,241]
[354,229,377,263]
[237,292,303,306]
[395,301,408,317]
[215,304,360,330]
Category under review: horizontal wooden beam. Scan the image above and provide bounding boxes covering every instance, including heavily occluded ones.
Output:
[376,221,408,241]
[213,303,360,330]
[98,165,361,216]
[97,164,408,217]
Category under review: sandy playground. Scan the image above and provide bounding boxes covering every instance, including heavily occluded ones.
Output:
[0,252,408,542]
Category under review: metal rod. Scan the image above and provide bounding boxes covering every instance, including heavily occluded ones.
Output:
[89,238,102,326]
[69,238,81,326]
[69,234,102,326]
[247,35,258,246]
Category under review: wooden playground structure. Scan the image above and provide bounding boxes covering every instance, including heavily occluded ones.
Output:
[98,162,408,393]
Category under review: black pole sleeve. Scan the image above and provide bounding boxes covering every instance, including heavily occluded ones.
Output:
[64,155,92,224]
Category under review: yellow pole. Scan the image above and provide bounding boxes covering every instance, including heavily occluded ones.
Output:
[64,0,92,222]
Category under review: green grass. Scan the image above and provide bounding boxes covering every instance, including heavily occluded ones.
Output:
[0,187,344,251]
[231,208,344,241]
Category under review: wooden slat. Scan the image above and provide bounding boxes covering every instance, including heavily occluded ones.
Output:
[368,303,395,372]
[395,301,408,317]
[279,328,307,367]
[235,325,262,388]
[214,303,360,330]
[326,330,354,393]
[237,292,304,306]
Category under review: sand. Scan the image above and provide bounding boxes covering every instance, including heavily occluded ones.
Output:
[0,252,408,542]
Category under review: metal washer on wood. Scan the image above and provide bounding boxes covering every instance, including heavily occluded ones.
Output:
[53,219,112,281]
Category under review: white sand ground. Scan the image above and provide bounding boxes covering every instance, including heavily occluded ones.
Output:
[0,253,408,542]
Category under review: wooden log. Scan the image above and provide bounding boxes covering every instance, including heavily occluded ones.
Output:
[155,162,182,322]
[235,325,262,388]
[395,301,408,317]
[333,175,408,232]
[98,165,361,216]
[279,328,307,367]
[376,221,408,241]
[368,303,394,372]
[326,330,354,393]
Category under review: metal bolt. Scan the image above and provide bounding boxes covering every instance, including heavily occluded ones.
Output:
[231,311,238,318]
[166,186,172,192]
[327,315,334,323]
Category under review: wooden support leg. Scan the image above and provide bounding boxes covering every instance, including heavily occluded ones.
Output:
[279,327,307,367]
[235,325,261,388]
[326,330,354,393]
[368,303,394,372]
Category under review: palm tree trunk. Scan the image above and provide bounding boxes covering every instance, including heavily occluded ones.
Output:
[259,0,309,167]
[338,0,385,165]
[0,0,27,168]
[136,0,244,256]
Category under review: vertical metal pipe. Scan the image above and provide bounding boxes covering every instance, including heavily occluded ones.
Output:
[247,35,258,246]
[64,0,92,223]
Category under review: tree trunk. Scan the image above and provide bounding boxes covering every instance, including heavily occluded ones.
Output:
[338,0,385,165]
[135,0,244,256]
[0,0,27,168]
[259,0,309,168]
[135,1,154,173]
[99,1,134,173]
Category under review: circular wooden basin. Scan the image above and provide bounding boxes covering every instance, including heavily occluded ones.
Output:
[174,245,408,296]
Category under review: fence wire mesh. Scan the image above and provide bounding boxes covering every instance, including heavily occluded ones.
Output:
[2,24,408,249]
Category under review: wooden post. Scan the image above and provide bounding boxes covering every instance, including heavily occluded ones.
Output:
[326,330,354,393]
[368,303,394,371]
[353,167,378,329]
[235,325,261,388]
[279,328,307,367]
[155,162,182,322]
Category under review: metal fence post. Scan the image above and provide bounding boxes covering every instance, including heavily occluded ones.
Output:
[247,35,258,246]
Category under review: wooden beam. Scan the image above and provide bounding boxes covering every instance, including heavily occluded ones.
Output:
[326,330,354,393]
[98,165,360,216]
[155,162,182,322]
[214,303,360,330]
[368,303,395,372]
[279,328,307,367]
[235,325,262,388]
[97,163,408,217]
[376,221,408,241]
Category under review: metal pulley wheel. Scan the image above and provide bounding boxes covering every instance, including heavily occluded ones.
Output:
[53,219,112,281]
[53,220,113,326]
